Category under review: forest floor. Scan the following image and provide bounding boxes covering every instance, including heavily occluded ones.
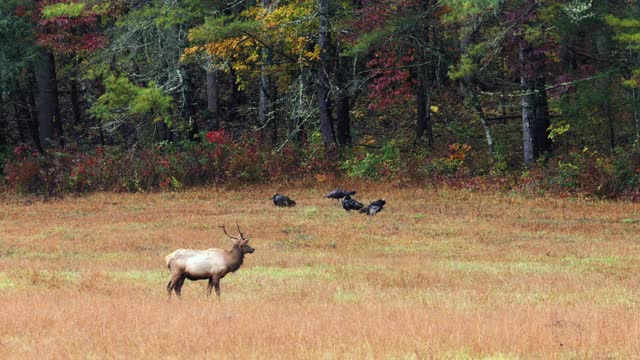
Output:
[0,185,639,358]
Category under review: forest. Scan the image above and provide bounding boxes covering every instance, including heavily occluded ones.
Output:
[1,0,639,198]
[2,2,640,358]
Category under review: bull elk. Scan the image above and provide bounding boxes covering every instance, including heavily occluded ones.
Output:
[165,224,254,300]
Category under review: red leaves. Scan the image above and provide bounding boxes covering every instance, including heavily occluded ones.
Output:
[13,145,30,157]
[14,5,27,17]
[205,130,230,145]
[34,0,107,55]
[346,0,425,111]
[366,48,416,110]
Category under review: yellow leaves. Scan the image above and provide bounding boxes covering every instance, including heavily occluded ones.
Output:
[360,135,378,146]
[181,46,204,63]
[315,172,336,183]
[290,38,319,63]
[264,5,306,29]
[181,0,319,88]
[246,52,260,63]
[244,6,265,20]
[204,37,249,58]
[183,46,202,55]
[352,109,365,120]
[304,44,320,62]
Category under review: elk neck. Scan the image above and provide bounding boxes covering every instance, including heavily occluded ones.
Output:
[225,245,245,273]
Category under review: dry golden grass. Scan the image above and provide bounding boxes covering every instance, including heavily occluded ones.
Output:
[1,185,640,359]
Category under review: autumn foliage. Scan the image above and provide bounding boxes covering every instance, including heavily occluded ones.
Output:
[34,0,107,54]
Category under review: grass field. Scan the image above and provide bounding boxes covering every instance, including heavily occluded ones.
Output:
[1,185,639,359]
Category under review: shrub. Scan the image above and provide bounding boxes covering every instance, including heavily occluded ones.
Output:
[4,147,70,197]
[424,143,473,179]
[517,148,640,199]
[340,142,401,180]
[2,137,639,201]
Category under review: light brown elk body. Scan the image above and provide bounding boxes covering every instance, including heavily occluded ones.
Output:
[165,225,254,299]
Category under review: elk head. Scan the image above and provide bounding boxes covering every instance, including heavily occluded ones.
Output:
[219,223,254,254]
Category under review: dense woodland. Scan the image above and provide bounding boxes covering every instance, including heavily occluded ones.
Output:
[0,0,639,198]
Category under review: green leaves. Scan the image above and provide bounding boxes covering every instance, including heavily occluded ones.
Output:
[604,14,640,88]
[188,15,260,45]
[118,1,202,30]
[605,15,640,51]
[441,0,504,24]
[448,54,477,80]
[92,76,173,126]
[0,0,36,89]
[340,142,401,180]
[41,2,86,19]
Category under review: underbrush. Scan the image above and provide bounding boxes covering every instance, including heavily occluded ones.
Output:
[3,133,640,200]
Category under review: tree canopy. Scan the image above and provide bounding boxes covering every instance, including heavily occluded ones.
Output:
[1,0,639,198]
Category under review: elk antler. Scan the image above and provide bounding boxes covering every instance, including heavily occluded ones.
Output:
[219,225,241,243]
[235,222,250,241]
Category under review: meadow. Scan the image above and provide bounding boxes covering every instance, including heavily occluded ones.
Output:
[0,185,639,359]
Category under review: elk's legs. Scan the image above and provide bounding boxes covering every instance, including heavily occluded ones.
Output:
[167,274,181,299]
[167,274,186,300]
[207,277,214,297]
[173,276,185,299]
[206,276,222,299]
[213,277,221,299]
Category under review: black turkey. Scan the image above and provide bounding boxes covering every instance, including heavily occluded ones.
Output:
[359,198,386,216]
[341,195,363,211]
[272,194,296,207]
[324,189,356,200]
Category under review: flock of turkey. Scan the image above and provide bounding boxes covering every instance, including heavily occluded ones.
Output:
[271,189,386,216]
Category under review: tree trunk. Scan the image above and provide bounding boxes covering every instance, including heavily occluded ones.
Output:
[260,50,277,143]
[271,85,278,144]
[533,75,551,155]
[317,0,335,145]
[227,67,245,125]
[460,31,494,154]
[335,54,352,146]
[559,45,577,73]
[633,46,640,147]
[606,103,616,150]
[185,66,199,140]
[26,73,41,151]
[259,0,276,143]
[206,69,220,130]
[416,1,433,147]
[469,89,494,154]
[633,88,640,148]
[0,92,6,146]
[13,101,26,144]
[70,79,82,125]
[36,49,62,149]
[180,65,198,141]
[335,91,351,146]
[295,68,309,145]
[416,65,433,146]
[519,40,551,166]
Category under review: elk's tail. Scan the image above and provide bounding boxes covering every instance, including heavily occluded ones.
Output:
[165,250,180,269]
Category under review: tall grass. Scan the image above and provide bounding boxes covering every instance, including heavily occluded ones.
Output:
[1,185,639,358]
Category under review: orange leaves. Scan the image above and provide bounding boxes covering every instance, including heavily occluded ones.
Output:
[448,143,472,161]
